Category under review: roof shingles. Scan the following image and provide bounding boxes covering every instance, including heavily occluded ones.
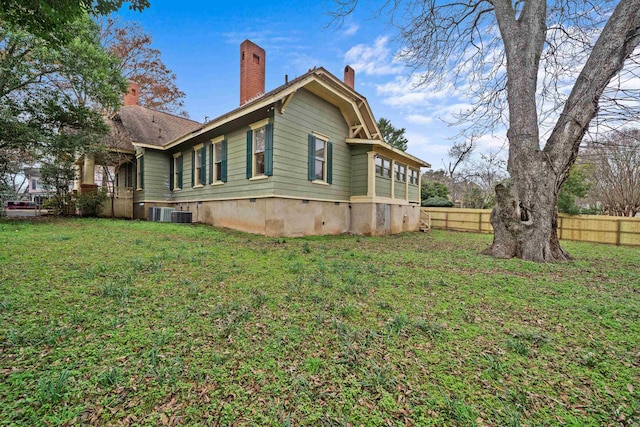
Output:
[107,106,201,150]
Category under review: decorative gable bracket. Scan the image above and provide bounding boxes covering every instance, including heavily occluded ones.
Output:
[350,124,364,138]
[279,91,296,114]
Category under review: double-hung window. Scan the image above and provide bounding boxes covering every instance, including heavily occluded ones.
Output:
[409,168,419,185]
[395,163,406,182]
[136,154,144,190]
[170,153,183,190]
[315,137,326,181]
[254,127,265,176]
[214,143,223,181]
[246,119,273,179]
[307,133,333,184]
[209,136,227,184]
[192,144,206,187]
[375,156,391,178]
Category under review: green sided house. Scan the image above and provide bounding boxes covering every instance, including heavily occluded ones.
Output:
[96,40,430,236]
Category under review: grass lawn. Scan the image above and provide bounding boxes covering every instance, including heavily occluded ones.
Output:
[0,218,638,426]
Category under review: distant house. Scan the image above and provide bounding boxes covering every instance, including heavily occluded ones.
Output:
[23,167,55,206]
[79,40,430,236]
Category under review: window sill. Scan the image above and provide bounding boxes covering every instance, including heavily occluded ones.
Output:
[136,188,143,191]
[210,181,225,186]
[192,184,204,189]
[312,180,329,186]
[249,175,269,181]
[172,188,182,192]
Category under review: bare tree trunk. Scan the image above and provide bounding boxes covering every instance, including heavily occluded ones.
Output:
[483,153,570,261]
[484,0,640,261]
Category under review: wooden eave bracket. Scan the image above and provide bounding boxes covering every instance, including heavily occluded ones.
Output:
[350,124,364,138]
[279,91,296,114]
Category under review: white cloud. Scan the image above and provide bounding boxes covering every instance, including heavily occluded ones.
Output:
[287,52,322,74]
[375,74,464,112]
[344,36,404,76]
[475,133,507,152]
[342,23,359,37]
[404,131,453,166]
[406,114,434,125]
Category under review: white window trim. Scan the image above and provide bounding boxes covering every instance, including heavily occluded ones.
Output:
[249,118,270,130]
[211,135,225,185]
[395,163,406,183]
[409,167,419,185]
[250,122,268,178]
[136,152,144,191]
[193,143,204,188]
[172,152,182,191]
[376,155,391,179]
[312,131,330,141]
[313,133,329,183]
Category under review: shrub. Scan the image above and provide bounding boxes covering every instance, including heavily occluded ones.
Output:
[75,188,108,217]
[422,196,454,207]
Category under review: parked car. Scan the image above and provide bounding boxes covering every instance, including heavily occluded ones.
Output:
[4,201,37,209]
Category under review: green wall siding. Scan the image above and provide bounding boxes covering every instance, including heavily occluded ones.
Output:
[167,127,275,201]
[136,150,171,201]
[140,89,375,203]
[376,176,392,198]
[350,145,370,197]
[408,184,419,202]
[351,153,368,196]
[272,89,351,201]
[395,181,406,199]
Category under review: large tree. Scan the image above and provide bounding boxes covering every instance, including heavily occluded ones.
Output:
[0,16,127,175]
[333,0,640,261]
[586,129,640,217]
[0,149,33,197]
[0,0,149,46]
[101,19,187,115]
[377,117,408,151]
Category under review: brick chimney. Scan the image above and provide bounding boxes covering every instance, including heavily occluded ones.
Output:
[240,40,266,105]
[124,81,140,106]
[344,65,355,89]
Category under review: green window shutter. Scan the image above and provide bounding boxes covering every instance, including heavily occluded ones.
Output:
[221,139,228,182]
[169,157,174,190]
[246,130,253,179]
[209,144,213,184]
[327,141,333,184]
[307,134,315,181]
[140,155,144,188]
[265,123,273,176]
[177,156,183,188]
[200,146,206,185]
[191,150,195,187]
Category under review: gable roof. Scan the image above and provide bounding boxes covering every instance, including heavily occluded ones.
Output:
[132,67,429,167]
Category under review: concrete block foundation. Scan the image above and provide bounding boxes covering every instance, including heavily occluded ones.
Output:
[139,197,421,237]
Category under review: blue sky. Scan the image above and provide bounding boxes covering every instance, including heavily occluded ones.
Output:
[115,0,498,168]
